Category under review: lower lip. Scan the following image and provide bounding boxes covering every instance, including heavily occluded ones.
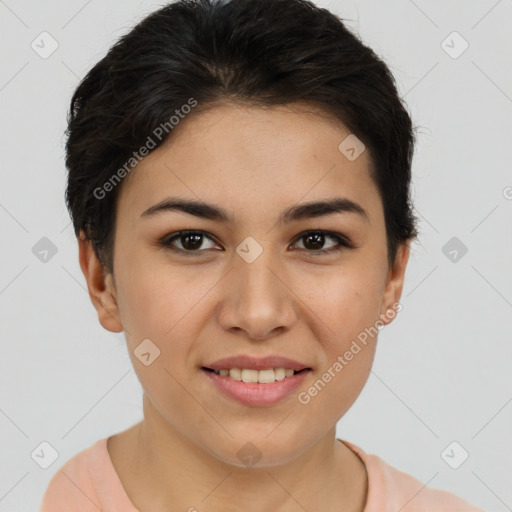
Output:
[201,368,311,406]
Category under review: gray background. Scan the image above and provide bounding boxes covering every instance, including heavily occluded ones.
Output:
[1,0,511,510]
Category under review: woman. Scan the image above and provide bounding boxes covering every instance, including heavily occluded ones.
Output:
[40,0,485,510]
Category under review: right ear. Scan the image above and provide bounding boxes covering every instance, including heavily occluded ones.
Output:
[77,230,124,333]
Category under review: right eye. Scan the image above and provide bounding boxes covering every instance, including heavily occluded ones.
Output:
[158,230,221,254]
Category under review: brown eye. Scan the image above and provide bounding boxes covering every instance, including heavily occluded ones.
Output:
[292,230,354,254]
[178,232,204,250]
[160,230,219,253]
[159,229,355,257]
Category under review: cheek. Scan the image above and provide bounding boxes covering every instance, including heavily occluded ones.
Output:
[115,256,204,342]
[297,263,382,384]
[297,271,380,417]
[114,260,220,390]
[115,273,169,344]
[300,261,384,336]
[117,268,199,405]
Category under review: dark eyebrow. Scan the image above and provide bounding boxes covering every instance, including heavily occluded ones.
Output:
[140,197,369,224]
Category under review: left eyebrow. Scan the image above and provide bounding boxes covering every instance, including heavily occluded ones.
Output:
[279,197,370,225]
[140,197,370,224]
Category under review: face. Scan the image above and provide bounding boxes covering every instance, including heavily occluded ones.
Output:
[80,102,409,467]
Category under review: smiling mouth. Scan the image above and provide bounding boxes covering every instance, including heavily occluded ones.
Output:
[202,367,310,384]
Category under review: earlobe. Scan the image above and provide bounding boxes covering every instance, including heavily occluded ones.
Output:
[77,231,124,333]
[378,241,411,327]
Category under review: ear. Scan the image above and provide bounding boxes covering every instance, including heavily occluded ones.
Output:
[77,230,123,333]
[378,241,411,327]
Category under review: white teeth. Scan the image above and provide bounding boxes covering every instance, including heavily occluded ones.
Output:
[274,368,286,381]
[229,368,242,381]
[255,369,274,384]
[241,369,259,383]
[212,367,302,383]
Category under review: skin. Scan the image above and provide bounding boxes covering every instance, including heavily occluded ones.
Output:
[78,102,410,512]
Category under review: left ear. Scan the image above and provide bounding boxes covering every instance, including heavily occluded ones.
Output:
[378,241,411,327]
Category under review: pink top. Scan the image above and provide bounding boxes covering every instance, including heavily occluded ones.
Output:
[39,437,485,511]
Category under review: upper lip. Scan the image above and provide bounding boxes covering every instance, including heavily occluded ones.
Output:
[203,355,311,371]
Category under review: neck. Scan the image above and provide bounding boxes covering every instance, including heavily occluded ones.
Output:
[112,394,368,512]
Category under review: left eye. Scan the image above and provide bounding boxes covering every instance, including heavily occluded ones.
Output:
[159,230,354,255]
[291,230,353,254]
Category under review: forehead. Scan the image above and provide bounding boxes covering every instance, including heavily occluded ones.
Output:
[117,103,381,224]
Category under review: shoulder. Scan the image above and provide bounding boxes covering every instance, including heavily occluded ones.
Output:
[38,438,106,512]
[339,440,486,512]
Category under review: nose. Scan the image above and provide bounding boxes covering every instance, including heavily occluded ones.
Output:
[216,249,298,340]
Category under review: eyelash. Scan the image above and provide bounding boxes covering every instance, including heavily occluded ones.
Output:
[158,230,356,257]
